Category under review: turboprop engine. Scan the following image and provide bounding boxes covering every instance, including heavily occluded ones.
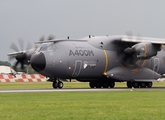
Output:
[124,43,161,59]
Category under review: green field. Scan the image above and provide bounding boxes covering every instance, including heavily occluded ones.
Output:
[0,82,165,120]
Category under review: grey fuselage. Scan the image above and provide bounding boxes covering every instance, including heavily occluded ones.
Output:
[31,36,165,82]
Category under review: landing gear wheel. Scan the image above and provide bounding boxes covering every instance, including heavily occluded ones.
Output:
[140,82,146,88]
[133,82,139,88]
[58,81,64,89]
[89,81,96,88]
[109,82,115,88]
[103,82,109,88]
[146,82,152,88]
[127,81,133,88]
[52,81,58,89]
[96,82,102,88]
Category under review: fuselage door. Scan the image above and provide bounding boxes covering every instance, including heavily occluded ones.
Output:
[152,58,160,73]
[72,60,82,77]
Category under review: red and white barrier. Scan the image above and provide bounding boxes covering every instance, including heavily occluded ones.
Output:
[0,74,15,82]
[0,74,47,82]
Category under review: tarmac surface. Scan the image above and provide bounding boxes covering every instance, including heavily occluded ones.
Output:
[0,87,165,93]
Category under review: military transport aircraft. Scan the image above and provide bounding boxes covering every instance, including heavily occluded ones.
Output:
[8,35,165,89]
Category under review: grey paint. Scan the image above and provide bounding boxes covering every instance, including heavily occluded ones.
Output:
[29,35,165,83]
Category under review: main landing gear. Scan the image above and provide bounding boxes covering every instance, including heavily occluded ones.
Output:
[89,81,153,88]
[126,81,153,88]
[52,81,64,89]
[89,81,115,88]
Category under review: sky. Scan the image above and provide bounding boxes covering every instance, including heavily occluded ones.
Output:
[0,0,165,61]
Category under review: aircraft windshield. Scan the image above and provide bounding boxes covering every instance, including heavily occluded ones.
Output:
[37,43,58,52]
[40,44,48,51]
[39,43,52,52]
[47,44,58,51]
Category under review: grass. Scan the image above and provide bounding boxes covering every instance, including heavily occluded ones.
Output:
[0,82,89,89]
[0,82,165,120]
[0,91,165,120]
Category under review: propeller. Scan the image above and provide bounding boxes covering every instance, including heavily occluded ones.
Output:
[39,34,56,41]
[8,34,56,71]
[8,38,33,70]
[120,32,141,67]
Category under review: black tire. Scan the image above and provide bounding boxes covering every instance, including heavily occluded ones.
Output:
[89,81,95,88]
[146,82,152,88]
[103,82,109,88]
[127,81,133,88]
[58,81,64,89]
[109,82,115,88]
[140,82,146,88]
[133,82,139,88]
[96,82,102,88]
[52,82,58,89]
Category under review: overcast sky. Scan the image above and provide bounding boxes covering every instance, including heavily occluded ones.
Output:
[1,0,165,61]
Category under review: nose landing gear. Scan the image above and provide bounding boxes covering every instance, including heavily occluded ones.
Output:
[48,78,64,89]
[52,80,64,89]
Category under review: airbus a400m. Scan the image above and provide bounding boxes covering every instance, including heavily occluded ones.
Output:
[8,35,165,89]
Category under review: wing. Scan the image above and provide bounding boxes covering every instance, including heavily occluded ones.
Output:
[121,35,165,44]
[109,35,165,59]
[103,35,165,81]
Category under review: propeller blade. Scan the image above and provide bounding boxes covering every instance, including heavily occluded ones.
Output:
[48,34,55,40]
[39,35,45,41]
[10,43,19,52]
[8,56,15,61]
[8,38,35,71]
[21,62,24,69]
[18,38,24,51]
[13,61,20,70]
[124,47,135,55]
[126,31,133,39]
[26,42,33,50]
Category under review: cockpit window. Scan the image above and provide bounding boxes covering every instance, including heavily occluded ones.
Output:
[52,44,58,51]
[36,43,58,52]
[36,46,41,52]
[38,43,50,52]
[47,46,53,51]
[47,44,58,51]
[40,45,48,51]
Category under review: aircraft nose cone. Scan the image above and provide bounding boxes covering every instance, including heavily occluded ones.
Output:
[30,52,46,72]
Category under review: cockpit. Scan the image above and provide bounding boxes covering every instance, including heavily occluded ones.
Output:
[36,43,58,52]
[47,44,58,51]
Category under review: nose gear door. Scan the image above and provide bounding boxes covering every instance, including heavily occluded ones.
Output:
[72,60,82,77]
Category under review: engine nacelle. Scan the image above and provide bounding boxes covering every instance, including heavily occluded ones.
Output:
[132,43,160,59]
